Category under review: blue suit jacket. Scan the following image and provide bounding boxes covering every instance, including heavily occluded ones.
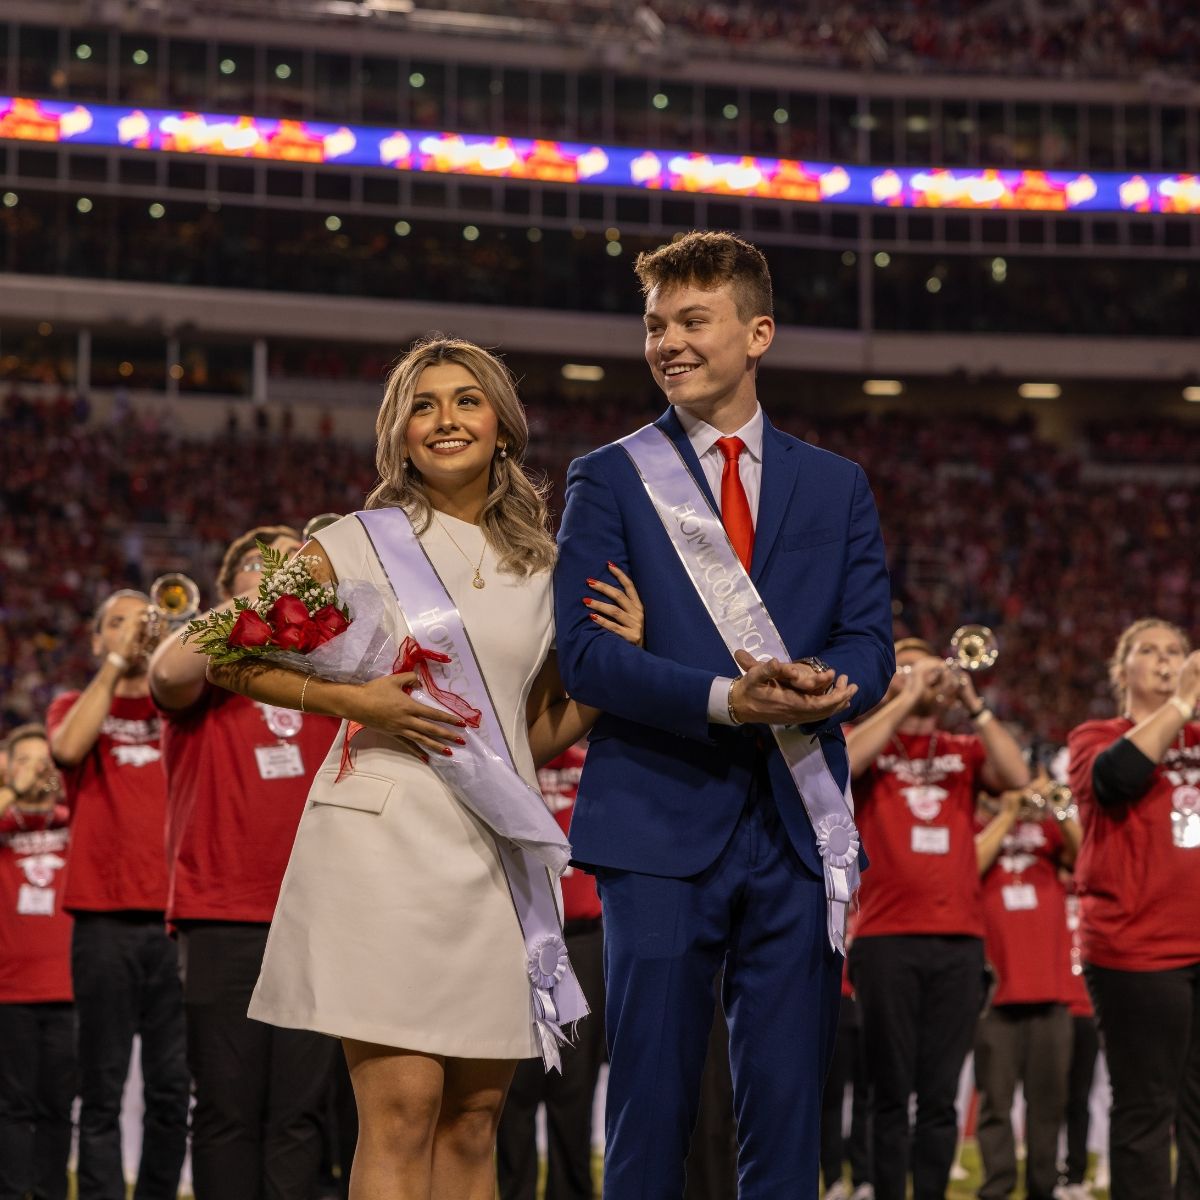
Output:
[554,407,894,879]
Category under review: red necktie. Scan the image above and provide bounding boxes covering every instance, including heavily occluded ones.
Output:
[715,436,754,571]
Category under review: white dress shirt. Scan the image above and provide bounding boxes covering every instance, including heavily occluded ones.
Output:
[672,404,764,725]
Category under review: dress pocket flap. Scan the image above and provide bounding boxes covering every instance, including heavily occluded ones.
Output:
[309,769,393,815]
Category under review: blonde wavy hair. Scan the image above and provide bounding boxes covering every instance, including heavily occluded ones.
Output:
[365,336,556,576]
[1108,616,1191,711]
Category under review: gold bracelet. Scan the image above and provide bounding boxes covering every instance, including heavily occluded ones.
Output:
[1169,695,1195,722]
[299,675,312,714]
[973,708,995,728]
[727,680,743,726]
[106,651,129,672]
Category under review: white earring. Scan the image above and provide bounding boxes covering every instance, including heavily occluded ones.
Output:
[499,445,508,460]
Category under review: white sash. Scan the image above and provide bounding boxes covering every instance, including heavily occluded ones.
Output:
[619,425,861,952]
[356,507,588,1069]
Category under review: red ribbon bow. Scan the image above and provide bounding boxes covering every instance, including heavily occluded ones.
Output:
[337,637,480,780]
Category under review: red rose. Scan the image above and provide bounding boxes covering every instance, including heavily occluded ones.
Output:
[227,609,273,649]
[269,619,321,653]
[311,604,350,645]
[266,594,311,632]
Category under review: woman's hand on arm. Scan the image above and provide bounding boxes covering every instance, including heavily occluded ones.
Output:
[527,566,646,767]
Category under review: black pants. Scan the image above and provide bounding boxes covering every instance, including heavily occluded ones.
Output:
[1085,959,1200,1200]
[1064,1013,1099,1187]
[180,921,339,1200]
[850,934,985,1200]
[974,1002,1071,1200]
[496,923,606,1200]
[0,1001,76,1200]
[72,911,190,1200]
[820,993,871,1193]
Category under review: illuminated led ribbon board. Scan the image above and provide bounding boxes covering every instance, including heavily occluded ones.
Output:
[3,95,1199,215]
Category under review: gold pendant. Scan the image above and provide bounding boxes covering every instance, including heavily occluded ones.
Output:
[472,571,486,589]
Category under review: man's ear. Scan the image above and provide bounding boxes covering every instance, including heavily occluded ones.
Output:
[747,314,775,362]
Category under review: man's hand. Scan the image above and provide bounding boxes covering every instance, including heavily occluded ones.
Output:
[730,650,858,726]
[956,668,986,714]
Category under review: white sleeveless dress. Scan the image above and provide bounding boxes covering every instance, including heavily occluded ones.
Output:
[248,511,554,1059]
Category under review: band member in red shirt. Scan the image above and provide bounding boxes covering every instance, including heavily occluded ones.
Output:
[0,725,74,1200]
[1068,617,1200,1198]
[47,589,189,1200]
[496,741,606,1200]
[149,526,340,1200]
[973,776,1081,1200]
[845,636,1028,1200]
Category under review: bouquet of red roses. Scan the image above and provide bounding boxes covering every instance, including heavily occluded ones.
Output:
[183,541,351,666]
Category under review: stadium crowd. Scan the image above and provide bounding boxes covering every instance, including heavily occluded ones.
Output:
[3,385,1197,745]
[443,0,1200,80]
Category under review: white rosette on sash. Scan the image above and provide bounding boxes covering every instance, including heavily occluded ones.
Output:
[620,425,862,953]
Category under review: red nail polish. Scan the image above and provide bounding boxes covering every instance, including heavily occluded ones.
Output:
[590,613,601,622]
[586,578,599,587]
[441,747,454,757]
[455,737,466,745]
[607,561,617,570]
[582,597,593,605]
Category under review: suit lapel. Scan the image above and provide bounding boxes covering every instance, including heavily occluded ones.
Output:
[654,408,720,515]
[750,417,801,581]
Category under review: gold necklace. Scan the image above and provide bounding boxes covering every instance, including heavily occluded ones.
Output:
[434,513,487,589]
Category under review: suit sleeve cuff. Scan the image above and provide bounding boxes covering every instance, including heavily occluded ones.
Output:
[708,676,736,725]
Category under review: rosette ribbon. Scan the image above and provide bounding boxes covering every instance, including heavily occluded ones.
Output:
[528,934,573,1072]
[813,811,861,954]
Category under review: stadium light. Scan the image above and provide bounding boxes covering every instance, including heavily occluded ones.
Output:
[1018,383,1062,400]
[1183,387,1200,403]
[562,364,605,383]
[863,380,904,397]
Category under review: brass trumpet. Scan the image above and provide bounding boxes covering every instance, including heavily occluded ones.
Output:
[949,624,999,672]
[1021,781,1077,822]
[302,513,342,541]
[899,624,1000,677]
[149,573,201,627]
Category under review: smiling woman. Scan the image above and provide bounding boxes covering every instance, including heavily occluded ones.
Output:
[201,334,646,1200]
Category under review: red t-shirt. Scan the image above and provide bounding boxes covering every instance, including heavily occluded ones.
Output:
[978,814,1071,1005]
[539,744,601,923]
[1068,716,1200,972]
[854,729,988,939]
[0,806,74,1004]
[46,691,169,913]
[158,685,338,924]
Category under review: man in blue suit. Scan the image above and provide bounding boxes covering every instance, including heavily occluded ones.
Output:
[554,231,894,1198]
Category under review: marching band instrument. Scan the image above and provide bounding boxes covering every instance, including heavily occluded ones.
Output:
[302,513,342,541]
[150,573,201,624]
[899,624,1000,678]
[949,624,999,672]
